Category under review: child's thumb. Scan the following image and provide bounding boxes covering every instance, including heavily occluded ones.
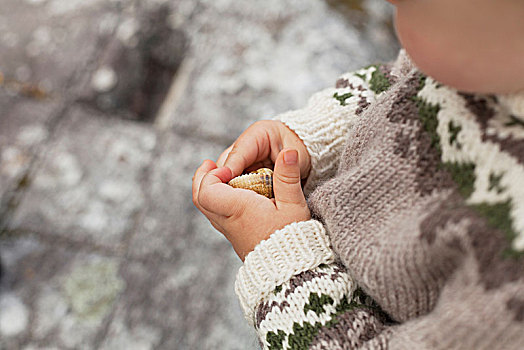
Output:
[273,149,306,209]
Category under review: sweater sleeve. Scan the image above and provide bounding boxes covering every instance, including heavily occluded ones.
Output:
[273,64,392,194]
[235,220,391,349]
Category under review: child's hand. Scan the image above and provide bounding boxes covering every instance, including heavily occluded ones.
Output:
[217,120,311,181]
[192,148,311,261]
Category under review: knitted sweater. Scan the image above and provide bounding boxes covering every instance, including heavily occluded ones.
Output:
[235,50,524,350]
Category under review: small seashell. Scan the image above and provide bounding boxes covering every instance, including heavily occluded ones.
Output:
[228,168,273,198]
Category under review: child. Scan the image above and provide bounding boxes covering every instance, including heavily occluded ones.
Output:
[193,0,524,348]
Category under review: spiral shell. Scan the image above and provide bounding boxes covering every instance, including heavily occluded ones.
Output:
[228,168,273,198]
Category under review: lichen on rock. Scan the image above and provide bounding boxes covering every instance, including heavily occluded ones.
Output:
[63,259,125,322]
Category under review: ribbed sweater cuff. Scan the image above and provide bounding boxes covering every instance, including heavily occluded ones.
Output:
[235,220,335,325]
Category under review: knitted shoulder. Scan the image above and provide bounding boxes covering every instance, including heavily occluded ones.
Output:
[329,50,417,117]
[336,50,414,93]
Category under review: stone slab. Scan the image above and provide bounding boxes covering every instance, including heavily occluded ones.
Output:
[127,131,226,260]
[118,130,257,347]
[0,1,400,349]
[0,95,62,205]
[0,0,133,94]
[111,246,255,349]
[0,234,125,349]
[9,106,157,250]
[168,0,398,141]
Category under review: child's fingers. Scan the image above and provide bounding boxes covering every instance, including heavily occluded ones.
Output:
[273,149,307,210]
[223,140,259,178]
[216,145,233,168]
[244,158,275,173]
[193,161,228,224]
[198,167,255,217]
[197,166,233,214]
[193,162,238,223]
[223,124,270,177]
[192,160,217,209]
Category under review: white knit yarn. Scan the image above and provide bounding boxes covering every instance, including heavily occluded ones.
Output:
[419,79,524,251]
[499,90,524,118]
[274,66,379,194]
[235,220,335,325]
[257,264,356,350]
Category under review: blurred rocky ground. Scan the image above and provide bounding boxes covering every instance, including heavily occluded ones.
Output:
[0,0,399,348]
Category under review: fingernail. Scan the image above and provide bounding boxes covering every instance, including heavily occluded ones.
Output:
[283,150,298,165]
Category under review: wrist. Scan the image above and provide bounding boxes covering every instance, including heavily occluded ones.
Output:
[235,219,334,324]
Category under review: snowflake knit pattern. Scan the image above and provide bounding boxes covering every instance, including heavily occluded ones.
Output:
[235,50,524,350]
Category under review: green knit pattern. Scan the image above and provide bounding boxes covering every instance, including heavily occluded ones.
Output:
[415,78,521,256]
[265,290,376,350]
[333,92,353,106]
[252,262,386,350]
